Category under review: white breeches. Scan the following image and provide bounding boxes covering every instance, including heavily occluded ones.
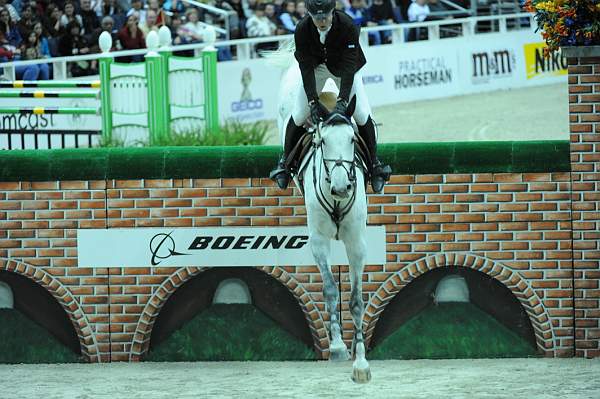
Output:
[291,64,372,126]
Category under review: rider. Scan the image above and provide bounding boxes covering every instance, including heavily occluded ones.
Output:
[269,0,392,193]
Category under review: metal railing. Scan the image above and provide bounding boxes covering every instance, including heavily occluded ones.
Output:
[0,13,535,81]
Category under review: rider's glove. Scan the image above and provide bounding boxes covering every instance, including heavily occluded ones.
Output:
[332,98,348,116]
[309,99,329,124]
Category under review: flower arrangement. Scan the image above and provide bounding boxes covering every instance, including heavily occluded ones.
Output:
[524,0,600,55]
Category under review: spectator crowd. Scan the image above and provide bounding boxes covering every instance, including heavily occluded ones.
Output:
[0,0,441,79]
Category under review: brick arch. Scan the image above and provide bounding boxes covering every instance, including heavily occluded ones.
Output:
[0,257,100,362]
[129,266,326,361]
[364,253,555,355]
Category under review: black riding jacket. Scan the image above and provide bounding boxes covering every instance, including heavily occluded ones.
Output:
[294,10,367,103]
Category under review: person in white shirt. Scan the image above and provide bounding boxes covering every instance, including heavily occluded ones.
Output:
[407,0,430,22]
[181,7,205,42]
[245,3,277,52]
[138,8,157,36]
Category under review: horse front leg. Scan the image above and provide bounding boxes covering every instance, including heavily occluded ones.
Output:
[347,238,371,383]
[310,233,349,361]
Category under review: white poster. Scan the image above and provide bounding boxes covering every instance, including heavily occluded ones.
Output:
[217,58,283,123]
[77,226,386,267]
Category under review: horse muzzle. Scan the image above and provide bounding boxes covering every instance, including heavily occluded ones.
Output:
[330,184,352,199]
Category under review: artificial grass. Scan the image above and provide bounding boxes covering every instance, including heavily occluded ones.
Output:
[369,303,538,360]
[0,309,81,364]
[146,304,317,362]
[0,141,570,181]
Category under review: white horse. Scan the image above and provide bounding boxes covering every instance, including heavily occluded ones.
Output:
[265,42,371,383]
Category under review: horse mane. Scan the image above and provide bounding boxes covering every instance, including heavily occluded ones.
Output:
[260,39,297,69]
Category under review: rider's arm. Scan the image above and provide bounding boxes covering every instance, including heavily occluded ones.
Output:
[294,24,319,102]
[337,24,359,103]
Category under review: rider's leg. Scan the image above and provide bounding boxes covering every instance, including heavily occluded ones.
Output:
[269,86,311,189]
[350,72,392,193]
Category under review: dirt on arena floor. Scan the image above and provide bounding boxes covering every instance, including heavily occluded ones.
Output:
[1,357,598,399]
[264,83,569,145]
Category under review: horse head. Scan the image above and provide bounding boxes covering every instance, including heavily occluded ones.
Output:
[319,99,358,200]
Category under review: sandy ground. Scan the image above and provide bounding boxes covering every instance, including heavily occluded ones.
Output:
[1,358,598,399]
[264,83,569,145]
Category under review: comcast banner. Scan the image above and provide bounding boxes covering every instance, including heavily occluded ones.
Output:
[77,226,386,267]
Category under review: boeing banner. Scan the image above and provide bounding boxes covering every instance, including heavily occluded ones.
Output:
[77,226,387,267]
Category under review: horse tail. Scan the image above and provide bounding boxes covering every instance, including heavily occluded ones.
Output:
[260,39,296,69]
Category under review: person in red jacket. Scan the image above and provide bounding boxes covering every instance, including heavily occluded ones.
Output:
[270,0,391,193]
[117,12,145,62]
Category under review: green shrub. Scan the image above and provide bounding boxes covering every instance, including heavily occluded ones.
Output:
[146,304,317,362]
[0,309,82,364]
[369,303,538,360]
[98,120,269,147]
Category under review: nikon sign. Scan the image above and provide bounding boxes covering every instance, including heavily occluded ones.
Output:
[77,227,386,267]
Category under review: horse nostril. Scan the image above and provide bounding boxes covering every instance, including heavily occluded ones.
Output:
[346,184,352,191]
[331,188,336,195]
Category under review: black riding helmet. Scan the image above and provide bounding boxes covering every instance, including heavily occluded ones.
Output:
[306,0,335,18]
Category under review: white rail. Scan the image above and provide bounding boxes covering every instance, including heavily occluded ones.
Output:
[0,13,534,81]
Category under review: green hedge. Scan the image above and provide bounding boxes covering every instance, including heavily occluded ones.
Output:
[0,141,569,182]
[369,303,538,360]
[0,309,81,364]
[146,304,316,361]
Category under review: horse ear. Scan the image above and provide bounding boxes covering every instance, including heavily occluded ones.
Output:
[346,96,356,118]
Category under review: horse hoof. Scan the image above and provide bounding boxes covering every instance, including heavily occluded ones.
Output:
[351,365,371,384]
[328,343,350,362]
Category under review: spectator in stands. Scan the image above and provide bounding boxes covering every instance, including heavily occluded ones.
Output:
[17,29,50,79]
[42,3,63,37]
[245,3,276,52]
[117,11,145,61]
[226,0,251,38]
[17,5,35,38]
[295,1,307,19]
[162,0,184,14]
[181,7,204,42]
[407,0,429,41]
[264,2,284,35]
[58,20,97,75]
[80,0,100,37]
[96,0,126,31]
[146,0,166,26]
[60,1,83,30]
[0,0,19,23]
[89,15,118,52]
[0,7,21,50]
[407,0,429,22]
[368,0,394,44]
[33,21,51,57]
[279,0,298,33]
[345,0,381,45]
[138,7,157,35]
[126,0,146,25]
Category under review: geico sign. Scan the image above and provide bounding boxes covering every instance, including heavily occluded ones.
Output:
[231,99,263,112]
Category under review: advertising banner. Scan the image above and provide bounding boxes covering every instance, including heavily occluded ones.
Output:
[362,40,461,106]
[217,58,283,123]
[77,226,387,267]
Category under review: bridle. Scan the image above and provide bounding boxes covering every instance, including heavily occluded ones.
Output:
[311,117,360,239]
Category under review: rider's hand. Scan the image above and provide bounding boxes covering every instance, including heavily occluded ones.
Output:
[309,99,328,124]
[332,98,348,115]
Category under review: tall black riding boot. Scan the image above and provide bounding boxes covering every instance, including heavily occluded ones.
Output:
[269,118,306,189]
[357,117,392,193]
